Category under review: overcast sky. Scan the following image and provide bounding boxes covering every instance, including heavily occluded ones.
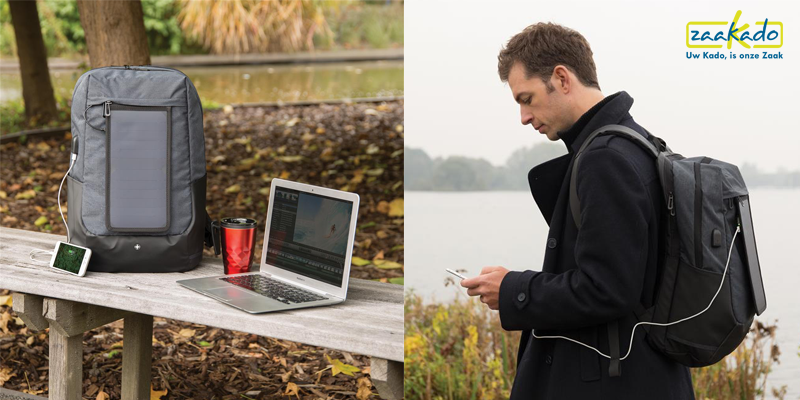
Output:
[405,0,800,172]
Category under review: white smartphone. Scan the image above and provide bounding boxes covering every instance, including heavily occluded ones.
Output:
[445,268,466,280]
[49,241,91,277]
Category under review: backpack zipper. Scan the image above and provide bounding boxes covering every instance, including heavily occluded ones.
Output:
[667,192,675,216]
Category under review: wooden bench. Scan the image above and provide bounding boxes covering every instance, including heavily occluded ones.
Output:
[0,227,403,400]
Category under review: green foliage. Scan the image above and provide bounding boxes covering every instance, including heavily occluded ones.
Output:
[405,292,518,400]
[0,96,70,135]
[407,291,787,400]
[0,98,26,136]
[319,2,403,50]
[38,0,85,56]
[0,0,200,57]
[691,321,786,400]
[0,0,402,57]
[141,0,203,55]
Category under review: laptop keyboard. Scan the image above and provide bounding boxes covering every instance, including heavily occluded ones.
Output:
[221,275,327,304]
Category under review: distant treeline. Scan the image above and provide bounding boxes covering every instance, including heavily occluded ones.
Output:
[405,144,800,191]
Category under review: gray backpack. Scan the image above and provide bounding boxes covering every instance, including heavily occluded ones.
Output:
[569,125,767,376]
[67,65,213,272]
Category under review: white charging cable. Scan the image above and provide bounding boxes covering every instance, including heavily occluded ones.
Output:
[531,225,741,361]
[28,146,78,264]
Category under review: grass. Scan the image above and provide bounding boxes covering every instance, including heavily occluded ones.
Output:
[404,291,788,400]
[0,96,71,137]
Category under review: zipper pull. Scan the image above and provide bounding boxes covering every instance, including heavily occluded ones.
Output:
[667,193,675,216]
[103,101,112,117]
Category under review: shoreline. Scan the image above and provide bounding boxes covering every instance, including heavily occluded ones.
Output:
[0,48,404,72]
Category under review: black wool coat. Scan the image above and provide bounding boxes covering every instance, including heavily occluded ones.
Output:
[498,91,695,399]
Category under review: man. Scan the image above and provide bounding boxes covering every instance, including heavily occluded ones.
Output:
[460,23,695,399]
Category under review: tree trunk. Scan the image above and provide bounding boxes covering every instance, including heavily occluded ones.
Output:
[76,0,151,68]
[8,0,57,124]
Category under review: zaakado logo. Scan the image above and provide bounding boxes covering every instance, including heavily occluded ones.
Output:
[686,10,783,49]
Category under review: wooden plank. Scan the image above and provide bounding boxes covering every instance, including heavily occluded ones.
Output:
[370,358,403,400]
[10,293,48,331]
[121,313,153,400]
[48,329,82,400]
[0,227,403,361]
[43,298,130,337]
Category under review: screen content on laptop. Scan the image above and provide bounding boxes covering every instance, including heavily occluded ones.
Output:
[266,186,354,287]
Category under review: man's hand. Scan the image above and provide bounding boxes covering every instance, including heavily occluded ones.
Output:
[460,266,510,310]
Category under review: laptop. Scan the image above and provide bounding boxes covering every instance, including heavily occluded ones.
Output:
[177,179,360,313]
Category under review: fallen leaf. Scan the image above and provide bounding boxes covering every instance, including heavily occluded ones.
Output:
[179,328,196,338]
[320,147,335,161]
[0,295,11,306]
[96,391,110,400]
[376,201,390,214]
[34,216,48,226]
[0,367,16,385]
[285,382,299,397]
[373,260,403,270]
[0,312,11,334]
[0,190,6,199]
[351,257,370,267]
[389,277,404,285]
[326,354,360,377]
[356,377,372,400]
[276,155,303,163]
[388,198,404,217]
[376,230,388,239]
[150,385,168,400]
[15,190,36,200]
[224,184,241,194]
[285,117,301,127]
[26,336,34,346]
[373,250,384,261]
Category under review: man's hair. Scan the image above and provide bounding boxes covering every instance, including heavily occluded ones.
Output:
[498,22,600,91]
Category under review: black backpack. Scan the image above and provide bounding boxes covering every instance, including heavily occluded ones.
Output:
[568,125,767,376]
[67,65,214,272]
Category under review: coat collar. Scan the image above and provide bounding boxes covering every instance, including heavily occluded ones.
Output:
[527,91,635,225]
[557,91,634,154]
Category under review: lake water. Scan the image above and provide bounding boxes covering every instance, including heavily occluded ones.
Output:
[405,189,800,398]
[0,60,404,104]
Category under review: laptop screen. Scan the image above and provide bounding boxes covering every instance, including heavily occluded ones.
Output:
[266,186,354,287]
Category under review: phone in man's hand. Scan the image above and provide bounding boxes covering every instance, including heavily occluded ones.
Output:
[445,268,466,280]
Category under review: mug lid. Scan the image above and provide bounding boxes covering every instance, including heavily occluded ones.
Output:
[220,217,257,229]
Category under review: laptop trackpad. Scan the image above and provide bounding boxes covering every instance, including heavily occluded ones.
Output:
[205,286,285,311]
[206,286,261,301]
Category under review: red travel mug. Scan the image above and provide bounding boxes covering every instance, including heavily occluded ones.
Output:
[212,217,257,275]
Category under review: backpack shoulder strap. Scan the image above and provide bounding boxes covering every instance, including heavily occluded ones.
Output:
[569,124,660,229]
[568,125,662,378]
